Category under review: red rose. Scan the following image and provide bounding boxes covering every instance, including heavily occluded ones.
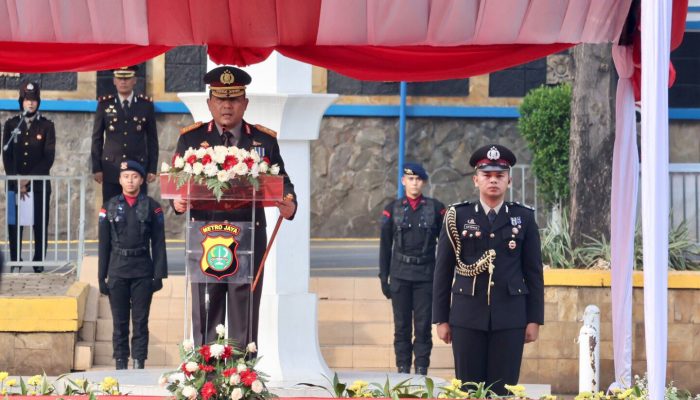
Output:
[222,346,233,360]
[243,157,254,168]
[201,154,212,165]
[240,370,258,386]
[180,362,191,377]
[222,367,237,377]
[223,155,238,171]
[186,155,197,165]
[199,364,215,372]
[201,382,216,400]
[199,345,211,362]
[262,156,271,164]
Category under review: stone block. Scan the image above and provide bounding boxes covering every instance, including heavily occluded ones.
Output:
[83,286,100,322]
[633,303,645,322]
[164,343,183,366]
[318,300,353,322]
[169,277,187,298]
[430,345,454,369]
[669,341,694,362]
[353,322,393,345]
[15,332,54,350]
[539,321,564,341]
[79,320,96,342]
[0,333,15,366]
[557,288,579,321]
[167,319,187,344]
[73,341,94,371]
[519,358,539,384]
[96,318,113,342]
[166,64,206,93]
[98,295,112,319]
[318,321,354,345]
[147,344,167,366]
[168,298,187,320]
[150,298,170,318]
[321,345,354,368]
[149,319,169,344]
[543,302,558,322]
[94,354,113,367]
[353,300,392,322]
[94,340,112,357]
[353,278,385,301]
[669,362,695,392]
[668,323,694,343]
[537,339,576,359]
[315,278,355,300]
[599,340,613,360]
[352,345,392,368]
[672,290,694,322]
[523,340,539,358]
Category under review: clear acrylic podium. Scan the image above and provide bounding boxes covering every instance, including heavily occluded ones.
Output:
[160,174,283,344]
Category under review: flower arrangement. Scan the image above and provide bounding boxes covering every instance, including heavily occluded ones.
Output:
[161,324,273,400]
[0,372,120,397]
[161,145,281,201]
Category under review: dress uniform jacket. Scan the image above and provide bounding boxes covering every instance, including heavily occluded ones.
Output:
[2,113,56,192]
[91,94,158,184]
[432,201,544,331]
[175,119,296,347]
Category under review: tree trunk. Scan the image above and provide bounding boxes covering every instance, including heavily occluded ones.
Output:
[569,43,616,249]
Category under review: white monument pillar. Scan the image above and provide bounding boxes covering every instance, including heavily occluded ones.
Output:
[180,52,337,386]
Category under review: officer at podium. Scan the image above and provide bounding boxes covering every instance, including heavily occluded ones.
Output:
[172,66,297,349]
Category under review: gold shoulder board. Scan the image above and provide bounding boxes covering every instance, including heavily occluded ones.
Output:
[180,121,203,135]
[255,124,277,138]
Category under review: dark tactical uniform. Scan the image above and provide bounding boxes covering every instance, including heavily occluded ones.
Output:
[432,144,544,396]
[98,191,168,366]
[380,195,445,373]
[2,110,55,271]
[91,94,158,202]
[175,119,296,348]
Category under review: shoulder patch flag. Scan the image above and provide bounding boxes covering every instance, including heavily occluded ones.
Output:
[99,208,107,221]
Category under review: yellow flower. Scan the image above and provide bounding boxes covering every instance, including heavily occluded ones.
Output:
[0,372,8,382]
[6,379,17,387]
[100,376,119,393]
[74,378,86,388]
[348,380,369,394]
[450,378,463,389]
[1,389,6,395]
[27,375,42,386]
[575,392,593,400]
[505,384,527,397]
[541,395,558,400]
[27,390,35,395]
[617,388,634,399]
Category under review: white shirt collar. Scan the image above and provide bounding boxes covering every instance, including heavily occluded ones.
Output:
[118,92,134,105]
[480,200,504,216]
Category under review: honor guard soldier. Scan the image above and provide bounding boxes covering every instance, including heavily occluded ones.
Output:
[172,66,297,349]
[2,82,56,273]
[379,163,445,375]
[432,144,544,395]
[91,65,159,203]
[98,160,168,370]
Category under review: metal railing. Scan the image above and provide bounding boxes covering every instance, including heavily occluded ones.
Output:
[1,175,86,273]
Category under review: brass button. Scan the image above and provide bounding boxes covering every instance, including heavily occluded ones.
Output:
[490,281,495,287]
[124,132,128,136]
[459,288,463,292]
[24,142,28,146]
[123,144,127,147]
[518,289,522,293]
[122,155,126,158]
[23,162,27,166]
[489,233,495,238]
[24,152,28,156]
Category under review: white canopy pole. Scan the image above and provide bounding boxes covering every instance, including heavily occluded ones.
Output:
[640,0,672,398]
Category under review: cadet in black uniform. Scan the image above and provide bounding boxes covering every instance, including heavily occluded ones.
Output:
[379,162,445,375]
[98,160,168,370]
[2,82,56,273]
[172,66,297,348]
[91,66,159,202]
[432,144,544,395]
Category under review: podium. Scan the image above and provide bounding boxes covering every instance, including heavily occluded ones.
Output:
[160,173,283,344]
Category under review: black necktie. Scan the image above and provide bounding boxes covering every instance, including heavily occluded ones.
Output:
[122,99,130,117]
[222,130,234,147]
[488,209,497,225]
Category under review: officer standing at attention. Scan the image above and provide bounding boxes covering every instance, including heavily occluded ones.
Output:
[2,82,56,273]
[91,66,158,203]
[432,144,544,395]
[172,66,297,348]
[379,162,445,375]
[98,160,168,370]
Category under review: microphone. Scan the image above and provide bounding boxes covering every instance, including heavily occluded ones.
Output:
[3,111,28,152]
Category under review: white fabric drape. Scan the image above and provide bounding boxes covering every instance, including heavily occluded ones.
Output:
[641,0,671,399]
[609,44,637,391]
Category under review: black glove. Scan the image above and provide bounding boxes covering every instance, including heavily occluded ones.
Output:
[152,278,163,292]
[99,280,109,296]
[380,279,391,299]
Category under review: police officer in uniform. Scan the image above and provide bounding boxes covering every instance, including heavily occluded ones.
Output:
[432,144,544,395]
[98,160,168,370]
[91,66,159,203]
[379,163,445,375]
[2,82,56,273]
[172,66,297,348]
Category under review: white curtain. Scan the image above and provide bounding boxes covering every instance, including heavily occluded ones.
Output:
[641,0,672,399]
[610,44,637,390]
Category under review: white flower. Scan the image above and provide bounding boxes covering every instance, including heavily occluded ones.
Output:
[229,374,241,385]
[210,344,225,359]
[251,380,263,394]
[183,148,196,159]
[183,163,193,174]
[204,163,219,177]
[195,147,207,159]
[232,162,249,176]
[270,164,280,175]
[192,162,204,175]
[185,361,199,372]
[215,324,226,337]
[217,169,229,183]
[213,146,228,164]
[230,388,243,400]
[174,156,185,169]
[158,375,168,387]
[250,151,261,162]
[227,146,238,156]
[182,339,194,351]
[236,363,247,372]
[259,162,269,174]
[182,385,197,400]
[160,162,170,173]
[250,163,260,178]
[246,342,257,353]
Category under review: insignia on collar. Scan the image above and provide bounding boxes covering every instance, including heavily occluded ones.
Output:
[511,216,522,226]
[252,140,262,146]
[200,141,210,148]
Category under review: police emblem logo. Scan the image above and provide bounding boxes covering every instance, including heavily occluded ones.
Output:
[220,69,235,85]
[404,168,414,175]
[487,146,500,160]
[27,83,34,90]
[199,223,242,280]
[120,161,128,170]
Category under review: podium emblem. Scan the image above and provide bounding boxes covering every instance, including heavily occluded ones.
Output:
[199,223,242,280]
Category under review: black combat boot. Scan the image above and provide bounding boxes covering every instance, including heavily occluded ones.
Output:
[133,359,145,369]
[397,365,410,374]
[116,358,128,370]
[415,366,428,376]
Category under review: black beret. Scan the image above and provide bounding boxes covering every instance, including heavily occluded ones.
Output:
[204,66,252,98]
[403,162,428,180]
[469,144,517,171]
[120,160,145,178]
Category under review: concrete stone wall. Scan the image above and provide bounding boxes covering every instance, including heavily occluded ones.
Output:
[0,332,76,375]
[1,111,698,240]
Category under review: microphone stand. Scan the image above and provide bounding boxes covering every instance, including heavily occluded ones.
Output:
[3,111,27,152]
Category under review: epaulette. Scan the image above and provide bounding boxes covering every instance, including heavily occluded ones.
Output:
[180,121,203,135]
[98,94,114,102]
[509,201,535,211]
[137,94,153,102]
[255,124,277,138]
[448,200,472,208]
